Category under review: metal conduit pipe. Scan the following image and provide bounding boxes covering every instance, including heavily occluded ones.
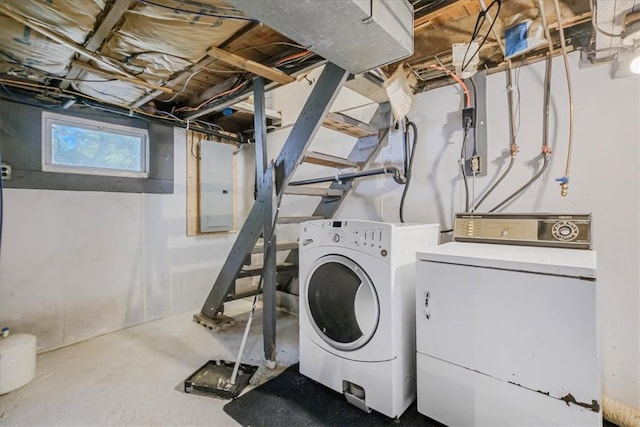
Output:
[489,156,549,212]
[473,60,519,211]
[289,166,407,187]
[487,0,554,213]
[488,53,552,213]
[506,60,517,148]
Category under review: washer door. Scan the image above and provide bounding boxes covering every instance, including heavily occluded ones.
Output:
[306,254,380,351]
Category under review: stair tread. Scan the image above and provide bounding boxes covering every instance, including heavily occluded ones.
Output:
[277,216,325,224]
[251,241,299,254]
[284,186,344,197]
[303,151,359,169]
[238,262,297,278]
[344,73,388,104]
[322,112,378,138]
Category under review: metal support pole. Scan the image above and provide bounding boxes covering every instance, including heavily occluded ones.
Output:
[254,77,277,365]
[254,78,268,195]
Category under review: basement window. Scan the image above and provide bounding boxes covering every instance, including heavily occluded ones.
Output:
[42,112,149,178]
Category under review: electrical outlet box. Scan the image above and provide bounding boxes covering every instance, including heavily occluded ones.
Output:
[1,162,11,180]
[452,42,480,79]
[462,107,476,129]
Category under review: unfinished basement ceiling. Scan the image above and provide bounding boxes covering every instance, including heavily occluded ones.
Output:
[0,0,597,134]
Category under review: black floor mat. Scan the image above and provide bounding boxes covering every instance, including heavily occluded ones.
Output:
[223,363,445,426]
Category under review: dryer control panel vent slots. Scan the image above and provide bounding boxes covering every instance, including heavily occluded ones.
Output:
[453,213,591,249]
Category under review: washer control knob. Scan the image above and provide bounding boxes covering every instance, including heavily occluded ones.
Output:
[332,233,340,243]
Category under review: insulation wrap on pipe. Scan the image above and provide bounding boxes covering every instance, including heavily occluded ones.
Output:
[603,395,640,427]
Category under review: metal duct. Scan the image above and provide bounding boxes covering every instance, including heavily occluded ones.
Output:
[226,0,414,74]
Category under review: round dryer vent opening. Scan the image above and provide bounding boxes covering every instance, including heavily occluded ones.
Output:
[306,255,380,351]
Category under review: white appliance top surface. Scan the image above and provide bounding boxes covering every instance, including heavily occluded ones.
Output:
[305,219,440,230]
[417,242,596,278]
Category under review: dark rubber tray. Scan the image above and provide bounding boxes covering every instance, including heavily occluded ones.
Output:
[184,360,258,400]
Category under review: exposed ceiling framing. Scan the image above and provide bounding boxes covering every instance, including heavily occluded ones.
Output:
[0,0,610,136]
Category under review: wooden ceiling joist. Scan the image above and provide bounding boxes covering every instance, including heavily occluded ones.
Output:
[414,0,479,31]
[205,46,294,85]
[71,60,172,93]
[59,0,135,90]
[0,3,162,91]
[129,22,259,109]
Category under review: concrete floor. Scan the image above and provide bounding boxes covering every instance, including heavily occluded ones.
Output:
[0,300,300,426]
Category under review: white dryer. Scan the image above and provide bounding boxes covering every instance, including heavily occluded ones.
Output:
[298,219,440,418]
[415,242,601,426]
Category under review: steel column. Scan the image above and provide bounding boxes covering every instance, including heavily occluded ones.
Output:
[254,77,278,364]
[254,77,268,195]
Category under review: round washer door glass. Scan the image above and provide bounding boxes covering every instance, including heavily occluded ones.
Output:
[306,255,379,351]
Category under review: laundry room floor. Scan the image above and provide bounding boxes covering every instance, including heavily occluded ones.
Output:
[0,300,299,426]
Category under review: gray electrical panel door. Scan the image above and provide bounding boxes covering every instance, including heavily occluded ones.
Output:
[199,141,233,232]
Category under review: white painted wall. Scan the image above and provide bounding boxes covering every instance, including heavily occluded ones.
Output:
[384,54,640,409]
[0,127,255,351]
[271,55,640,408]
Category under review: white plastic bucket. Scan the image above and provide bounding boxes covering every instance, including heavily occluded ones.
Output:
[0,333,36,394]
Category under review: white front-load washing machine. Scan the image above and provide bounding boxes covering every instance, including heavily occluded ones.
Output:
[298,219,440,418]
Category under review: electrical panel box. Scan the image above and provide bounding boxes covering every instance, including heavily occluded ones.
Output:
[199,141,234,233]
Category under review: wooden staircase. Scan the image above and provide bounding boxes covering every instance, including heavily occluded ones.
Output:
[194,63,391,364]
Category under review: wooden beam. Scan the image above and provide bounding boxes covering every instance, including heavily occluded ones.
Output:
[206,46,295,85]
[60,0,134,89]
[414,0,477,30]
[0,3,168,94]
[129,22,258,109]
[0,4,141,80]
[548,11,592,31]
[71,60,172,93]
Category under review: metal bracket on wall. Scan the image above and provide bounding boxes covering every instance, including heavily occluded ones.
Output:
[463,71,488,177]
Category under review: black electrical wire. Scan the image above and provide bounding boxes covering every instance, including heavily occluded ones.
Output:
[468,77,478,157]
[461,0,502,72]
[399,121,418,223]
[0,151,3,257]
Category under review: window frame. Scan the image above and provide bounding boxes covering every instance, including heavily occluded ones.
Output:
[41,111,150,178]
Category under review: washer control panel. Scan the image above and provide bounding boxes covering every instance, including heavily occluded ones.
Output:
[454,213,591,249]
[301,220,391,258]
